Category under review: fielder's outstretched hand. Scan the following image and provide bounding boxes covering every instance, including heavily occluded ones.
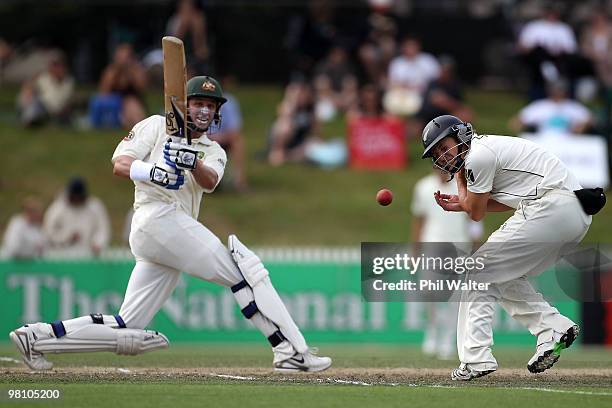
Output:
[434,190,464,212]
[164,138,199,170]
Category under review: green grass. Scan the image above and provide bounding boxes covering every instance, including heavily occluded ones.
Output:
[1,344,610,408]
[1,383,610,408]
[1,86,610,245]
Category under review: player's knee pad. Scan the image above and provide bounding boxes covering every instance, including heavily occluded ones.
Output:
[228,234,269,287]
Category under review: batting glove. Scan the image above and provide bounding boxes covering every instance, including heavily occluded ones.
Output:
[163,138,199,170]
[150,163,185,190]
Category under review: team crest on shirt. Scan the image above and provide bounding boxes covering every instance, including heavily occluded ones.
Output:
[465,168,475,184]
[198,151,205,160]
[123,131,135,141]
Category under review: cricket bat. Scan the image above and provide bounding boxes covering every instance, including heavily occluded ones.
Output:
[162,36,188,143]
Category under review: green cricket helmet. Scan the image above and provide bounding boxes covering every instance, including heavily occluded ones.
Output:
[186,76,227,105]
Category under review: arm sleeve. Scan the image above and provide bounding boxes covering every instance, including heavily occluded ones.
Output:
[201,144,227,193]
[111,116,161,163]
[465,146,497,194]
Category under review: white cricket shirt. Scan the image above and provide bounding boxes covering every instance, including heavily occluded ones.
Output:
[112,115,227,219]
[464,134,582,209]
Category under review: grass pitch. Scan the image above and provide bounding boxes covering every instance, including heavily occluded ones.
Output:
[1,344,611,407]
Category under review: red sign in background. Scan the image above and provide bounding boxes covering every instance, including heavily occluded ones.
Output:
[348,117,407,170]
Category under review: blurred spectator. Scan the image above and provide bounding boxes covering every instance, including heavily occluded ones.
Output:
[580,10,612,134]
[207,75,248,192]
[511,80,592,135]
[1,197,46,259]
[43,178,111,257]
[268,81,320,166]
[0,38,13,82]
[357,12,398,85]
[90,43,147,129]
[385,36,440,116]
[411,168,483,360]
[412,56,473,137]
[286,0,338,75]
[167,0,210,76]
[517,3,577,100]
[313,46,358,121]
[17,51,74,127]
[346,83,385,121]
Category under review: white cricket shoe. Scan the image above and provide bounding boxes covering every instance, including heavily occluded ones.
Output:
[274,348,332,373]
[9,323,54,370]
[451,363,496,381]
[527,325,580,374]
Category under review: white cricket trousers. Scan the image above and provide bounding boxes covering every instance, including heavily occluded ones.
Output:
[457,190,592,371]
[118,203,243,329]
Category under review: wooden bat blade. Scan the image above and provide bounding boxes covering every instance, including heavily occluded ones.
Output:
[162,36,187,142]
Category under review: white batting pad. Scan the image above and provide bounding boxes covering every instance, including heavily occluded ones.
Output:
[229,234,308,353]
[33,325,169,356]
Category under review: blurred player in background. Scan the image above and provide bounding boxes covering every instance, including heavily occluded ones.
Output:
[1,197,46,259]
[411,168,483,360]
[43,177,111,257]
[421,115,603,380]
[9,75,331,373]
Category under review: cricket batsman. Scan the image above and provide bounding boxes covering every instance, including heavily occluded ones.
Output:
[9,75,332,373]
[421,115,605,380]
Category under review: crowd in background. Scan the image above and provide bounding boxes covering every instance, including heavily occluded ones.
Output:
[2,0,612,256]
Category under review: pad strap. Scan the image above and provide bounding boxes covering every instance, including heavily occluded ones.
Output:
[267,330,286,347]
[50,320,66,338]
[241,301,258,319]
[231,280,249,293]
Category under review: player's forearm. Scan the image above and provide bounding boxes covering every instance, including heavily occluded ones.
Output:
[113,156,136,178]
[487,199,513,212]
[192,160,219,190]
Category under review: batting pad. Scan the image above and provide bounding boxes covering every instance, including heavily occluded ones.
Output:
[229,234,308,353]
[33,325,169,355]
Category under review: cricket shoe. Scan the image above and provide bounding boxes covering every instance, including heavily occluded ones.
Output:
[451,363,496,381]
[9,323,54,370]
[527,325,580,374]
[274,348,332,373]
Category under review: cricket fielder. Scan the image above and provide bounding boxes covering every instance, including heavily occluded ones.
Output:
[9,76,332,373]
[421,115,605,380]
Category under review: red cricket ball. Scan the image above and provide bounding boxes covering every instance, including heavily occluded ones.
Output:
[376,189,393,206]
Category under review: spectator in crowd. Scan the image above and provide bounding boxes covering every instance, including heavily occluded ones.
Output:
[357,12,398,85]
[411,168,483,360]
[517,3,577,100]
[17,51,74,127]
[166,0,210,76]
[385,36,440,116]
[207,75,249,192]
[43,177,111,257]
[346,83,385,121]
[90,43,147,129]
[268,80,320,166]
[580,10,612,135]
[313,46,358,121]
[285,0,338,75]
[412,56,473,137]
[511,80,592,135]
[1,197,46,259]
